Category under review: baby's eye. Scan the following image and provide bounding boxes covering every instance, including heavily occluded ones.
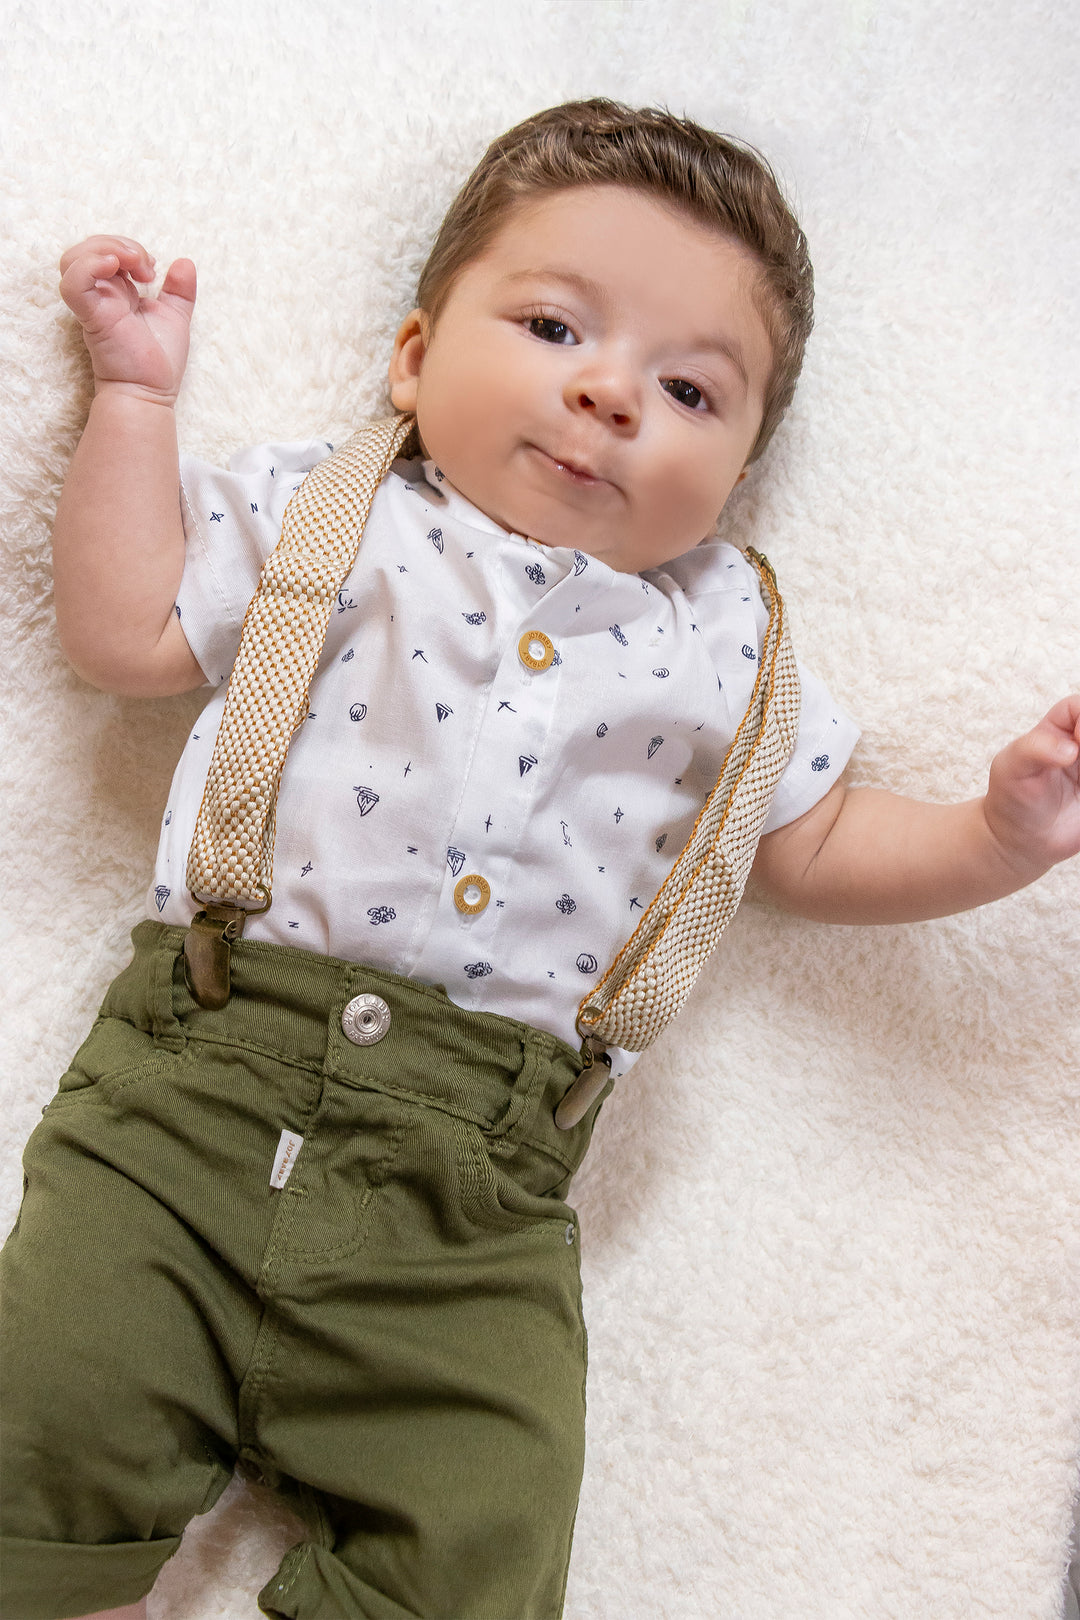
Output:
[663,378,705,410]
[528,316,576,345]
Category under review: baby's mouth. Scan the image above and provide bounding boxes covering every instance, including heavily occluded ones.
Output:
[531,445,608,488]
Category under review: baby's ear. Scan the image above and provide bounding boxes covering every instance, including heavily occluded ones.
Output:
[388,309,428,411]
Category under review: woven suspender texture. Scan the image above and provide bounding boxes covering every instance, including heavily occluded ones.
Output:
[575,552,800,1051]
[185,416,799,1051]
[185,414,416,906]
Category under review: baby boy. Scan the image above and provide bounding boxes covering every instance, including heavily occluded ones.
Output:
[2,99,1078,1620]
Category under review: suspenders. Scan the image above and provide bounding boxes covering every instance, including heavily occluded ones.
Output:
[183,415,801,1065]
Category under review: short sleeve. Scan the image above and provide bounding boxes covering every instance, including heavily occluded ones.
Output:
[654,541,861,833]
[176,439,334,686]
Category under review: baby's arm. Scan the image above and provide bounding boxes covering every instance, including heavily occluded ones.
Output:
[53,236,204,696]
[750,697,1080,922]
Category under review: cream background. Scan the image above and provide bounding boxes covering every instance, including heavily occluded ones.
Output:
[2,2,1078,1616]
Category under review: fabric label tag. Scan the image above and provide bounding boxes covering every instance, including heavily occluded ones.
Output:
[270,1129,304,1189]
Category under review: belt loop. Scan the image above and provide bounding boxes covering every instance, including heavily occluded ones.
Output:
[487,1028,550,1152]
[149,930,187,1052]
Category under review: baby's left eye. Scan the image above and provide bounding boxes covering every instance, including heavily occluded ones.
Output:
[528,316,576,345]
[663,379,705,409]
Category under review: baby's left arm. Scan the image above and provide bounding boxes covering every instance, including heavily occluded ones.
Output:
[749,697,1080,923]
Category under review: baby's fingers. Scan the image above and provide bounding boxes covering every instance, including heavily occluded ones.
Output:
[59,234,155,282]
[1002,696,1080,781]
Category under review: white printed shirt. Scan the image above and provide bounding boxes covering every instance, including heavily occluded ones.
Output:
[150,442,860,1076]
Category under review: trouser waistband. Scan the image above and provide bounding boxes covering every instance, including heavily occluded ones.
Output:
[106,921,611,1169]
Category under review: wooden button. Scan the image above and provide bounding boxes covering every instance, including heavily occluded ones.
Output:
[518,630,555,671]
[454,874,491,915]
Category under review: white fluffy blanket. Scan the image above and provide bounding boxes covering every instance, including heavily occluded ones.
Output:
[3,3,1078,1616]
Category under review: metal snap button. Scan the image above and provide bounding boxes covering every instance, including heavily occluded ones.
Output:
[454,873,491,915]
[518,630,555,671]
[341,992,391,1046]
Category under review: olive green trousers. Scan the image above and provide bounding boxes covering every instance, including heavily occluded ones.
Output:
[0,922,609,1620]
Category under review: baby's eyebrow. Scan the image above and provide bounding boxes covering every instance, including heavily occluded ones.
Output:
[503,266,609,305]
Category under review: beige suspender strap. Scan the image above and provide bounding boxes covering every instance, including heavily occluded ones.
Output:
[183,416,799,1049]
[183,414,416,1007]
[186,414,416,909]
[573,549,800,1055]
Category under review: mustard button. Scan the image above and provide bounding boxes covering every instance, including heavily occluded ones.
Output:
[518,630,555,671]
[454,874,491,915]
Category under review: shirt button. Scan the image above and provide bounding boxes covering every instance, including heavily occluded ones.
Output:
[518,630,555,671]
[454,873,491,915]
[341,992,391,1045]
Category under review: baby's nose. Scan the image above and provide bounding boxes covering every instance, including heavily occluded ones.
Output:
[566,367,639,430]
[575,389,634,427]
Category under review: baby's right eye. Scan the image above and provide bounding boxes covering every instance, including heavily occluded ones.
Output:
[528,316,576,345]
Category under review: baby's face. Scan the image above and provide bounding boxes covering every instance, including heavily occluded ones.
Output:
[389,185,774,573]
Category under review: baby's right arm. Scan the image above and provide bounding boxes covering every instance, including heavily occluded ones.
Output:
[53,235,205,695]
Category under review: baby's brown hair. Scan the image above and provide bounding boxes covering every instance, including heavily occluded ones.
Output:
[416,98,814,464]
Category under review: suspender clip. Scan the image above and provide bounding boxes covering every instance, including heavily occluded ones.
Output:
[183,890,269,1009]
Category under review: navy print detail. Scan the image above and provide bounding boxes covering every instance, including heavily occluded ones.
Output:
[484,816,493,831]
[519,754,538,777]
[412,649,428,661]
[556,894,577,915]
[269,466,275,477]
[301,863,313,876]
[341,649,355,662]
[630,897,644,911]
[164,811,172,826]
[573,551,589,575]
[552,650,562,666]
[436,702,453,723]
[464,961,492,979]
[609,625,628,646]
[354,787,380,815]
[433,466,445,481]
[447,847,466,877]
[561,821,572,846]
[648,736,664,759]
[525,562,546,586]
[154,886,170,913]
[210,511,224,522]
[288,920,300,929]
[428,527,444,553]
[498,701,517,713]
[652,668,670,679]
[349,703,367,722]
[576,953,598,974]
[614,808,624,823]
[250,502,258,514]
[403,762,412,777]
[174,603,181,619]
[811,755,831,772]
[463,611,487,625]
[656,834,667,852]
[337,591,357,613]
[596,723,609,738]
[741,644,757,661]
[368,906,396,925]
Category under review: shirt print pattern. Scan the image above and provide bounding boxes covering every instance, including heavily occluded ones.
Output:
[154,445,860,1077]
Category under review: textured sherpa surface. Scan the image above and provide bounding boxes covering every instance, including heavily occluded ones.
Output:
[2,2,1078,1616]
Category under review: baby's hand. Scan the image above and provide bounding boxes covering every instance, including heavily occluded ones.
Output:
[983,696,1080,880]
[59,235,196,406]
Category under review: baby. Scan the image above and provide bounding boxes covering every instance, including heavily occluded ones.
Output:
[2,99,1078,1620]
